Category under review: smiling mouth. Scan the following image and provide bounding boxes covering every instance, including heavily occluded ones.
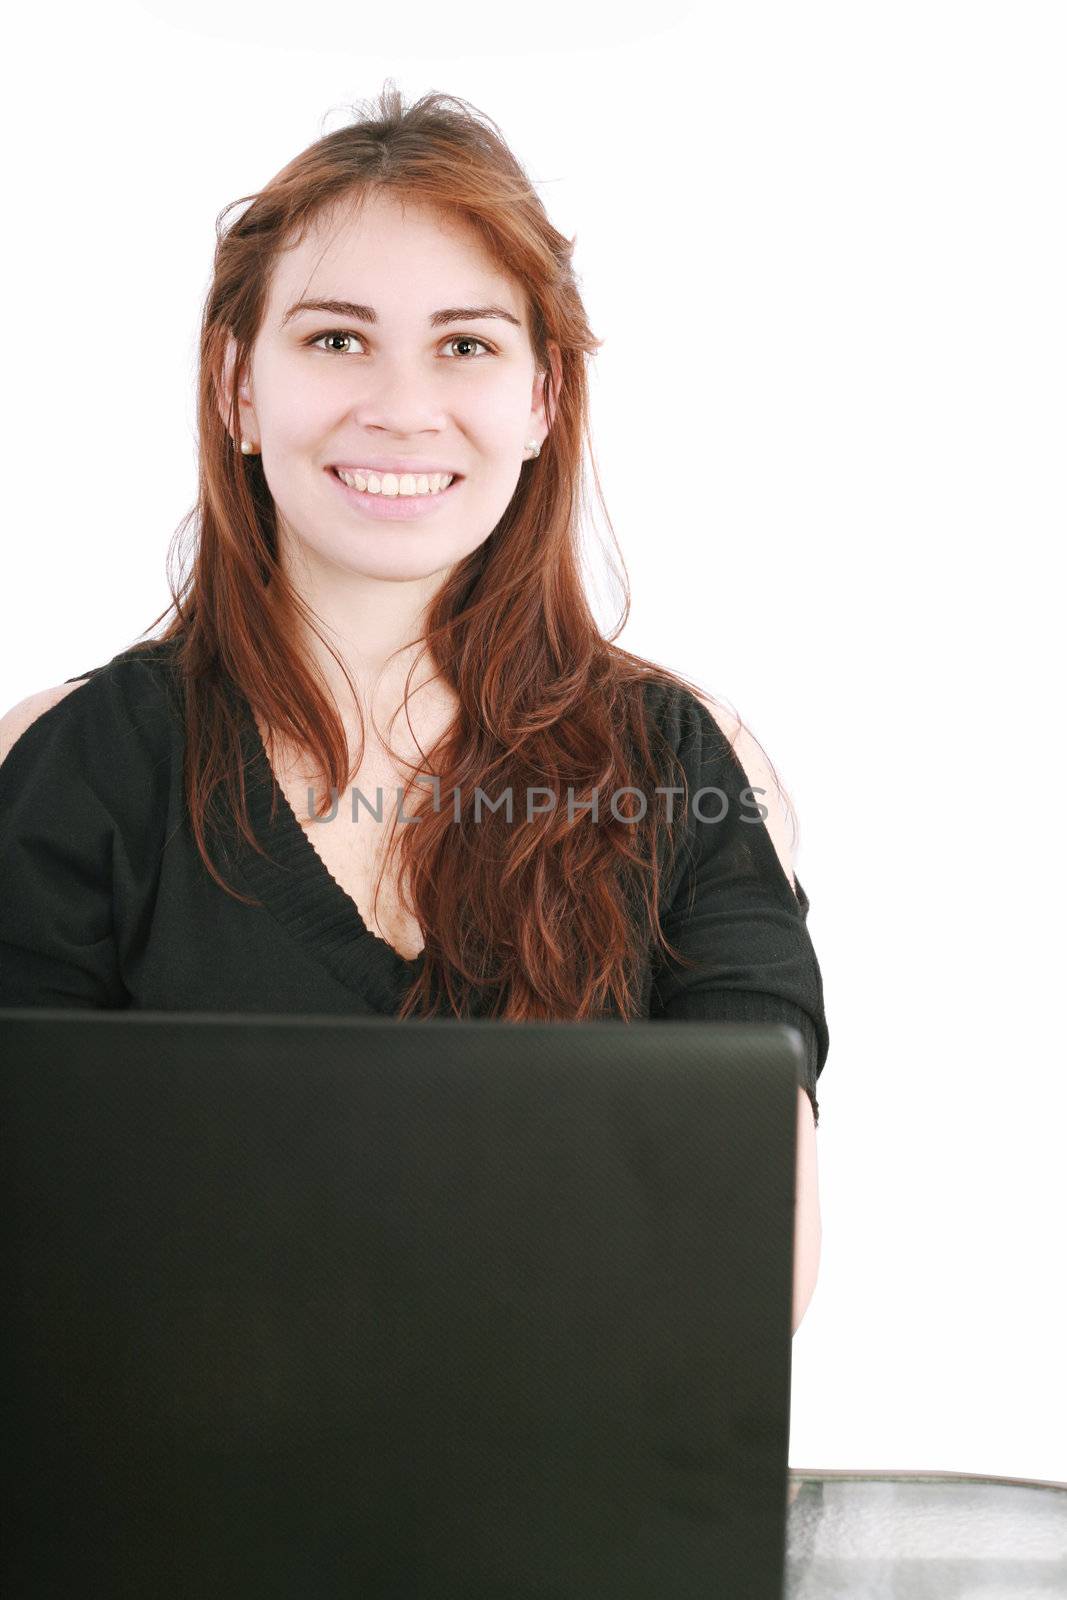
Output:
[325,464,466,519]
[328,466,464,496]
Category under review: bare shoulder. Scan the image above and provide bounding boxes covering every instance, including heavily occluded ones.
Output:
[692,691,797,894]
[0,679,91,769]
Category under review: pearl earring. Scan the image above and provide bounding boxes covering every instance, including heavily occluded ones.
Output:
[525,439,541,457]
[240,439,257,455]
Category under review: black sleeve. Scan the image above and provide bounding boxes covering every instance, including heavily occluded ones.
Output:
[649,691,830,1126]
[0,675,129,1008]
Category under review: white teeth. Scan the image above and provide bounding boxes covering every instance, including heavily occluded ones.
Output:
[335,468,455,496]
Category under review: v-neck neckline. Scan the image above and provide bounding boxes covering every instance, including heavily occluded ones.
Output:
[228,689,429,1013]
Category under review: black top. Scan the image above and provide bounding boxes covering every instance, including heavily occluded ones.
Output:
[0,640,830,1121]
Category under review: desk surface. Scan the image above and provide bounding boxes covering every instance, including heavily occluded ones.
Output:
[784,1471,1067,1598]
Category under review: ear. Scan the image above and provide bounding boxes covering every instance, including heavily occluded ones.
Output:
[530,339,562,447]
[216,331,258,447]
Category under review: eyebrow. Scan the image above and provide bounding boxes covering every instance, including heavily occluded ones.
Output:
[280,297,522,330]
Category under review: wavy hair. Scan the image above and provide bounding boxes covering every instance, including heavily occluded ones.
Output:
[137,80,795,1022]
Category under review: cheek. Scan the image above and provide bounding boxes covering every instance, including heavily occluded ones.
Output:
[461,386,528,448]
[280,376,334,437]
[255,356,329,432]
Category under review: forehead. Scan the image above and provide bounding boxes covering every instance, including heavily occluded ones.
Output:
[269,190,520,312]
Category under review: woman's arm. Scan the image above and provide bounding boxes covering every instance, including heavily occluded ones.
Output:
[697,697,822,1334]
[793,1084,821,1333]
[0,676,129,1008]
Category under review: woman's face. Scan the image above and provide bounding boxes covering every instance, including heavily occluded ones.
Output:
[221,190,559,587]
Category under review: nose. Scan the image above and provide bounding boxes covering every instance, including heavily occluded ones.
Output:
[347,354,451,438]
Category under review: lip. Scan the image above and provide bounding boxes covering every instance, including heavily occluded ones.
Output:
[325,465,463,521]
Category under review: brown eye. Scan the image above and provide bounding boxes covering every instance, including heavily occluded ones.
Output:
[307,329,496,359]
[310,331,365,355]
[442,335,493,359]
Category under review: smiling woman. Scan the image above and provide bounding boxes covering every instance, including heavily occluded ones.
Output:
[0,81,829,1326]
[215,180,559,591]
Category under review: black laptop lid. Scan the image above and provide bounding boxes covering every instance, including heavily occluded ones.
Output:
[1,1011,803,1599]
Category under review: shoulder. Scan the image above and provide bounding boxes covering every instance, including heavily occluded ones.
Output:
[0,681,90,768]
[691,690,796,894]
[0,639,181,777]
[644,679,797,895]
[699,692,796,894]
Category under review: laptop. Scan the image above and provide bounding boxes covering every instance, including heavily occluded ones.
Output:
[0,1010,805,1599]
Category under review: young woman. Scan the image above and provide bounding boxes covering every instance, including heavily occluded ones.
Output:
[0,85,827,1327]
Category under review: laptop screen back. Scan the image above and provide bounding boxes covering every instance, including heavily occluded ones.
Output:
[1,1011,803,1599]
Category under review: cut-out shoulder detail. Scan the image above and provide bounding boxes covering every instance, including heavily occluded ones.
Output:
[0,679,90,769]
[692,692,797,895]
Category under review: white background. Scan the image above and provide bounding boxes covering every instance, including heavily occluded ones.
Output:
[2,1,1064,1482]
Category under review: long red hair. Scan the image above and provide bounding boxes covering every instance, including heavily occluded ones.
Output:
[136,80,794,1022]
